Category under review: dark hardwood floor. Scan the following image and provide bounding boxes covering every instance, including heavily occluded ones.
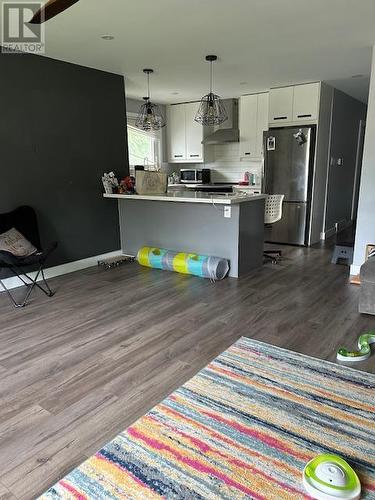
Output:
[0,242,374,499]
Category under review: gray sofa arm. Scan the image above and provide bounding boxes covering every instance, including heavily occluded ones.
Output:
[359,256,375,315]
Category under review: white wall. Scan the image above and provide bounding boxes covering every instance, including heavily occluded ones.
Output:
[351,47,375,275]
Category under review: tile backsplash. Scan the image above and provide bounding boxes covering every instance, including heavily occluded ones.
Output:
[167,143,263,186]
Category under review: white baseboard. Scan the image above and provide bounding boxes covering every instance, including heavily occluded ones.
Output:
[350,264,361,276]
[1,250,122,291]
[320,227,336,240]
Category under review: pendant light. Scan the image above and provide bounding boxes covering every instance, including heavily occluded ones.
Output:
[195,55,228,126]
[135,69,166,131]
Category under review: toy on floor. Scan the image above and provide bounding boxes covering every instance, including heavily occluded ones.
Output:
[137,246,229,280]
[337,332,375,362]
[303,454,361,500]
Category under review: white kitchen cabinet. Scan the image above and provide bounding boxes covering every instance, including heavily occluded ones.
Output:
[239,92,269,159]
[269,83,321,126]
[185,102,204,161]
[293,82,320,122]
[239,94,258,158]
[269,87,294,124]
[256,92,269,157]
[167,104,186,162]
[167,103,203,163]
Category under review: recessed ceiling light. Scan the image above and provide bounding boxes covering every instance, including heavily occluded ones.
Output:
[101,35,115,40]
[351,74,364,79]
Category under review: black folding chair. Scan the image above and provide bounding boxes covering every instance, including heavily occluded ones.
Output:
[0,206,58,308]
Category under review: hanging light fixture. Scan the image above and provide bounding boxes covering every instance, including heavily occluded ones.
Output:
[195,55,228,126]
[135,69,166,131]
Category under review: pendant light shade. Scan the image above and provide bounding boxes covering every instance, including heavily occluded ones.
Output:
[135,69,166,131]
[195,55,228,126]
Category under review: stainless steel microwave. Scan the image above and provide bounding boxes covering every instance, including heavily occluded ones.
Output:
[180,169,211,184]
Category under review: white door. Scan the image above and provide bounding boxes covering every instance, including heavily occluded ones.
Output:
[167,104,186,162]
[293,83,320,122]
[239,94,258,158]
[256,92,269,157]
[269,87,294,124]
[185,102,204,162]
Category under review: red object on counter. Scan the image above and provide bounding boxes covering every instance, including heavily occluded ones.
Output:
[118,176,136,194]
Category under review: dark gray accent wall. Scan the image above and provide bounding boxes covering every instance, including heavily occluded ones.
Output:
[0,52,129,274]
[325,89,367,230]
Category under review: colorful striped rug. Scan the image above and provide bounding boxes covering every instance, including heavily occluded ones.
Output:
[40,338,375,499]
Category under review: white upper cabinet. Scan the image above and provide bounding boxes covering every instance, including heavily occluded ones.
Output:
[269,87,294,124]
[269,83,321,126]
[167,104,186,162]
[239,92,269,159]
[239,94,258,158]
[293,83,320,122]
[256,92,269,157]
[167,103,203,163]
[185,102,204,161]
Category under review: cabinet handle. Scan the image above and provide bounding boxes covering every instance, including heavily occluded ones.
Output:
[273,116,288,120]
[189,154,200,157]
[174,155,183,158]
[297,114,312,118]
[244,152,251,156]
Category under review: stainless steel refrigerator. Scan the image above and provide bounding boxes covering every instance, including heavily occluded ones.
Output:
[263,126,316,246]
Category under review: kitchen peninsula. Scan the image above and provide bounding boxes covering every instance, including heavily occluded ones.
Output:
[104,192,266,278]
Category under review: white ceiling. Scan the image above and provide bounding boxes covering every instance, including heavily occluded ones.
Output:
[36,0,375,103]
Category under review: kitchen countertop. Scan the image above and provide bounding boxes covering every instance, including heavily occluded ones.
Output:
[103,192,266,205]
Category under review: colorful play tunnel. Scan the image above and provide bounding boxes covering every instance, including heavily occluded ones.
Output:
[137,247,229,280]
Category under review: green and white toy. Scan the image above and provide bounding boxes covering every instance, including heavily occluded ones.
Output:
[303,454,361,500]
[337,332,375,362]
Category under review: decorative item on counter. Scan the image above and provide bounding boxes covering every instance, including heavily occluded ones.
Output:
[239,171,250,186]
[136,171,167,195]
[102,172,119,194]
[250,173,256,186]
[168,171,180,185]
[118,176,136,194]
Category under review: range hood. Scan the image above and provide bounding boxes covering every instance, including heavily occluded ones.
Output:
[202,98,239,145]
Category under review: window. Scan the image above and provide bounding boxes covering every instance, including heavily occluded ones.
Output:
[127,124,160,170]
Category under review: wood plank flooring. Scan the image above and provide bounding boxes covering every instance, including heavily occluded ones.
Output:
[0,242,374,499]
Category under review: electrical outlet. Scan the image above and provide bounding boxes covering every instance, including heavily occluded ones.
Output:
[224,206,232,218]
